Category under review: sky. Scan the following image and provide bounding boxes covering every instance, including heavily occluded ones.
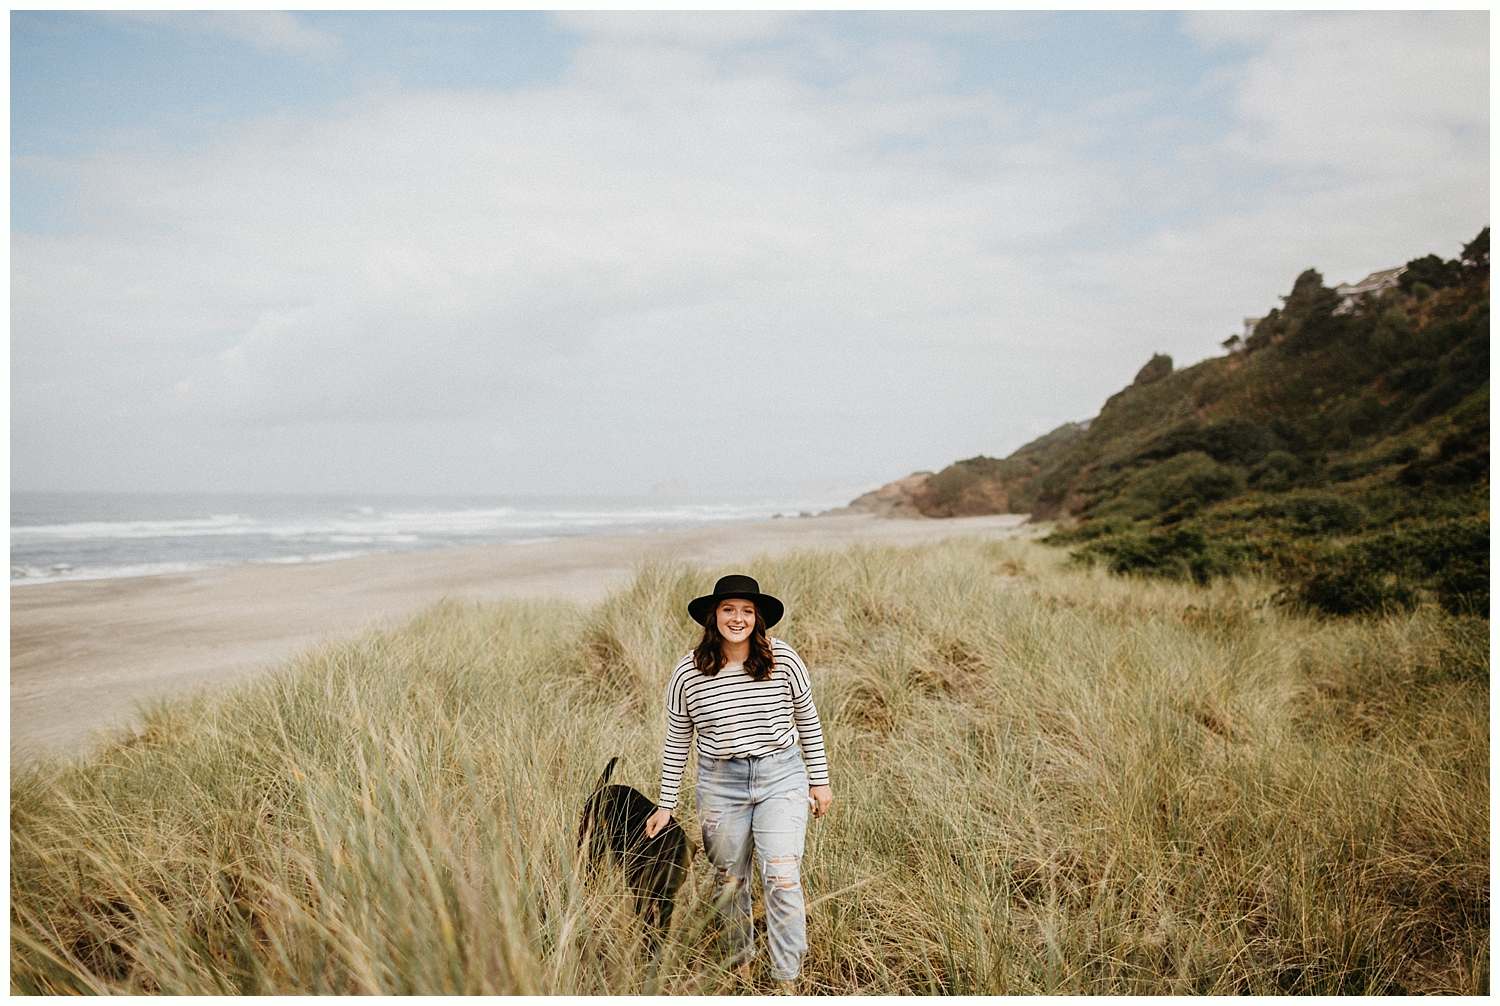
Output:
[11,11,1490,497]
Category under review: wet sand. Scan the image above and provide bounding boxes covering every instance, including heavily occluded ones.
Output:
[11,512,1032,759]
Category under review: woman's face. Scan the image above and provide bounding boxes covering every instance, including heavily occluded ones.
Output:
[715,598,758,646]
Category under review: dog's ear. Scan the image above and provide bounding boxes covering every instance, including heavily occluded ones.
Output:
[592,757,619,793]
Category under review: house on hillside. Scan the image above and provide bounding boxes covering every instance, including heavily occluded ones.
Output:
[1237,264,1407,347]
[1333,265,1406,314]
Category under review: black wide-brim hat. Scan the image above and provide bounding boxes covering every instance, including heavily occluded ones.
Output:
[688,574,784,628]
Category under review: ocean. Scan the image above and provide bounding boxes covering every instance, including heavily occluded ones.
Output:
[10,489,857,586]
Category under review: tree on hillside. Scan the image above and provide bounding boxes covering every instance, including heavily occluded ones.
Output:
[1243,308,1282,352]
[1461,225,1488,280]
[1399,254,1462,293]
[1278,269,1343,354]
[1132,354,1173,386]
[1400,226,1488,294]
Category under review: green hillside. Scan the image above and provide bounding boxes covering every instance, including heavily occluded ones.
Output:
[918,228,1490,615]
[907,421,1085,516]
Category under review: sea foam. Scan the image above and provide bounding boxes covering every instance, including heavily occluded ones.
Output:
[11,491,854,586]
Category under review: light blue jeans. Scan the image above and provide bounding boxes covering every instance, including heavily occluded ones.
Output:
[695,744,811,981]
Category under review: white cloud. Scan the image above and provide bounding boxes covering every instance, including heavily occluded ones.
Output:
[15,52,1087,432]
[557,11,794,47]
[1186,11,1488,175]
[12,13,1490,492]
[1167,12,1488,289]
[117,11,342,61]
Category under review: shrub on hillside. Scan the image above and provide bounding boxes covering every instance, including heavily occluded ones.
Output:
[1324,443,1421,483]
[1140,452,1243,512]
[1132,353,1173,386]
[1360,517,1490,616]
[1248,451,1309,491]
[1267,416,1314,456]
[1135,417,1279,468]
[1278,516,1489,617]
[1041,515,1134,545]
[1367,308,1417,365]
[1244,492,1366,534]
[1088,453,1246,523]
[1289,560,1421,617]
[1398,407,1489,488]
[1388,358,1438,396]
[1399,254,1464,293]
[1414,310,1487,364]
[1195,417,1280,466]
[1070,525,1247,584]
[1410,330,1489,424]
[1322,390,1394,444]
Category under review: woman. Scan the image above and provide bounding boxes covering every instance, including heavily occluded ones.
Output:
[644,574,833,986]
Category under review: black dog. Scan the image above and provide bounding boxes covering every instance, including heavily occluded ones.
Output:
[577,757,690,942]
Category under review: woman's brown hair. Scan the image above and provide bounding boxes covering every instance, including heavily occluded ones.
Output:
[693,602,776,681]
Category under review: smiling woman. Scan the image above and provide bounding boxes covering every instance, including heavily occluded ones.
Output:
[644,574,831,990]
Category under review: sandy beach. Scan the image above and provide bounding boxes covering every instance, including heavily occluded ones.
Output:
[12,512,1032,759]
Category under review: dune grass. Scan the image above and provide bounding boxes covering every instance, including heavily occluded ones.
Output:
[11,537,1489,993]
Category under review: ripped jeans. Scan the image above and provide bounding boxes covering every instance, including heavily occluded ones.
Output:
[696,744,811,981]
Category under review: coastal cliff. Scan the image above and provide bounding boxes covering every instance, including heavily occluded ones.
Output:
[847,228,1489,614]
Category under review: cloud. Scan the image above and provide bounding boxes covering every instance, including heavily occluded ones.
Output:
[14,50,1095,431]
[117,11,343,61]
[1186,11,1487,175]
[1167,11,1488,284]
[556,11,794,47]
[12,13,1490,492]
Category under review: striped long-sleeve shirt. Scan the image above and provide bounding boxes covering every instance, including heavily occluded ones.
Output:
[657,638,830,811]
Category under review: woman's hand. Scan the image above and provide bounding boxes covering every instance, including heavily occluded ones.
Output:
[644,807,673,838]
[809,785,833,819]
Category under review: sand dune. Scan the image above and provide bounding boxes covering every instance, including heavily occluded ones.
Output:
[11,512,1032,758]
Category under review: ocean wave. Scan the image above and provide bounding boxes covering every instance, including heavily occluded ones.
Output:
[10,492,854,586]
[10,550,376,584]
[10,503,803,545]
[254,551,368,566]
[11,560,219,585]
[11,513,256,540]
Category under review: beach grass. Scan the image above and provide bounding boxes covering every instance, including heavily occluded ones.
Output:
[11,537,1489,993]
